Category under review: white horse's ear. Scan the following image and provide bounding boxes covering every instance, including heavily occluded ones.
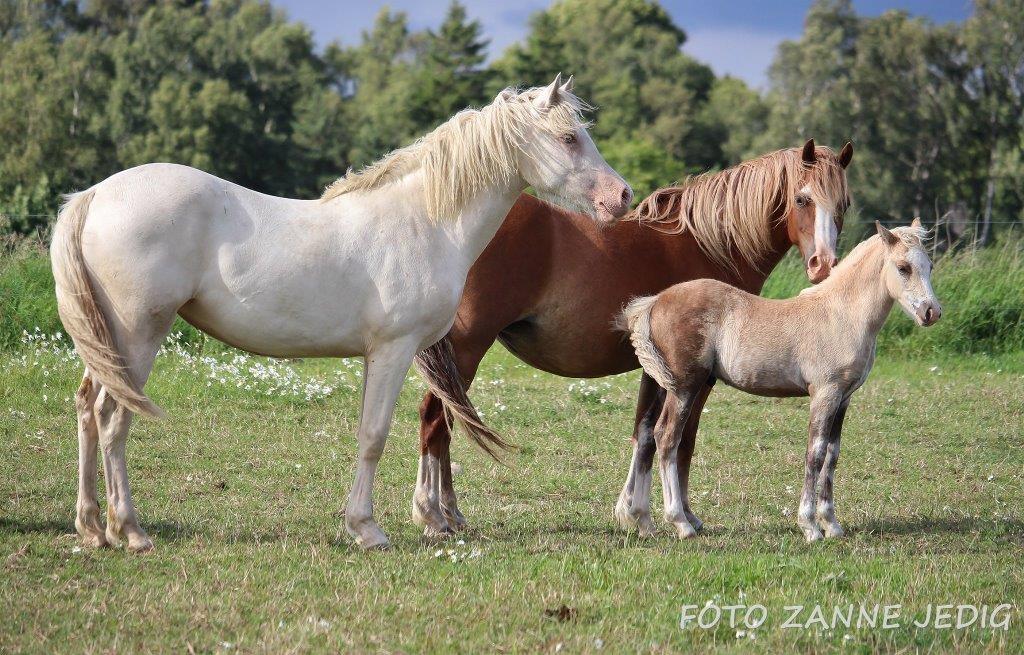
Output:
[536,73,562,109]
[911,216,922,229]
[876,220,898,247]
[560,74,574,93]
[495,87,516,103]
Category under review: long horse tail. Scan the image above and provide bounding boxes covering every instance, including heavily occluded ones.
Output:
[414,336,513,460]
[51,190,166,419]
[618,295,677,394]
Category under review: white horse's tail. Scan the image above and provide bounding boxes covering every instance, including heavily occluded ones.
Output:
[414,336,513,460]
[618,295,677,394]
[51,190,166,419]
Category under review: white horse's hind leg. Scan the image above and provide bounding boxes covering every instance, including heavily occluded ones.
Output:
[75,372,105,547]
[95,312,176,553]
[346,340,419,550]
[96,390,152,552]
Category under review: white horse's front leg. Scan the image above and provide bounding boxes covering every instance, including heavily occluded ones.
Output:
[346,340,419,550]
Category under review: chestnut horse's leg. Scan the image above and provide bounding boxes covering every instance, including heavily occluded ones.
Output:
[816,401,848,538]
[797,386,845,542]
[675,382,714,532]
[413,335,491,535]
[614,372,664,536]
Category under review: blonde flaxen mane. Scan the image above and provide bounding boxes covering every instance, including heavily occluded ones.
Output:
[632,146,850,272]
[321,87,589,221]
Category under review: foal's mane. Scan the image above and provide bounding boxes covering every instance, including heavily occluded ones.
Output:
[631,146,850,271]
[321,88,588,222]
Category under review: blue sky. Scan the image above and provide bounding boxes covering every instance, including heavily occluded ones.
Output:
[275,1,972,88]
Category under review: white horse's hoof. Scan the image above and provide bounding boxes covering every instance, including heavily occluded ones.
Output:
[347,519,391,550]
[802,526,824,543]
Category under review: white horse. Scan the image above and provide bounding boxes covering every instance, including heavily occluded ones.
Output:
[51,75,632,551]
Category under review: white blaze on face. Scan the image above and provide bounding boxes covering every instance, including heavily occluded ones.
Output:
[803,185,837,259]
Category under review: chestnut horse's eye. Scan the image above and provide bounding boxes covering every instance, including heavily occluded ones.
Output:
[561,133,577,145]
[795,195,808,208]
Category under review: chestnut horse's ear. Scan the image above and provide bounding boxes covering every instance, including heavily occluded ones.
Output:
[876,220,898,247]
[802,139,816,166]
[911,217,922,228]
[838,142,854,169]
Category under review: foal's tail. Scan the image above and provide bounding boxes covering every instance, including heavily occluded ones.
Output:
[414,336,512,460]
[51,190,166,419]
[618,296,677,394]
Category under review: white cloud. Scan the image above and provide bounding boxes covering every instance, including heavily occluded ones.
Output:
[682,27,798,90]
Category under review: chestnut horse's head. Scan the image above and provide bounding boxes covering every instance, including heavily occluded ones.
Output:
[784,139,854,283]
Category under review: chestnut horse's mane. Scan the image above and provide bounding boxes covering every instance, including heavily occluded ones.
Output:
[320,87,588,223]
[631,146,850,272]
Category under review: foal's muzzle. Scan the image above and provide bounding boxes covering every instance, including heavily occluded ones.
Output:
[915,300,942,327]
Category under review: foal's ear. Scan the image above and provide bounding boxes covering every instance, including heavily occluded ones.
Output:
[911,217,922,229]
[801,139,816,166]
[838,142,854,169]
[876,221,898,247]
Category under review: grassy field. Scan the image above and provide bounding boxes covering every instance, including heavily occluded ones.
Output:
[2,332,1022,653]
[2,238,1023,653]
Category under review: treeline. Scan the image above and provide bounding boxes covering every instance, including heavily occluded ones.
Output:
[1,0,1022,242]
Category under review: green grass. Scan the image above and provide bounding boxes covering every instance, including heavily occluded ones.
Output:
[2,337,1022,653]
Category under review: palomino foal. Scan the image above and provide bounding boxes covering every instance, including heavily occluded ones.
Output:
[52,75,631,552]
[620,220,941,541]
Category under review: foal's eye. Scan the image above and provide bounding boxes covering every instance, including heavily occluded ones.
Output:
[897,263,912,277]
[560,133,577,145]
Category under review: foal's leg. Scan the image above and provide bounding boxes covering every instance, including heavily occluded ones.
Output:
[675,382,714,532]
[615,373,663,536]
[75,371,105,548]
[346,339,419,550]
[816,402,848,538]
[797,387,844,542]
[656,383,703,539]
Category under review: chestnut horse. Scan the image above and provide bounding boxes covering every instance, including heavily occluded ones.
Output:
[413,140,854,536]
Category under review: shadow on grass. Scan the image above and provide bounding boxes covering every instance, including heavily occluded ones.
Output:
[0,516,200,542]
[858,514,1024,538]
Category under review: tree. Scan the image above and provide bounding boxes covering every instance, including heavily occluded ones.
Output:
[493,0,723,172]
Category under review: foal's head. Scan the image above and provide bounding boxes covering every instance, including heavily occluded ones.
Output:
[876,219,942,326]
[784,139,854,284]
[512,75,632,225]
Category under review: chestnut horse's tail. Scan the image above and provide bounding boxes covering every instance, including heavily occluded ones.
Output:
[51,190,166,419]
[414,336,512,460]
[619,296,677,394]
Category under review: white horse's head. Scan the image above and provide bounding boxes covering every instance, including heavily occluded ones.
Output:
[510,75,632,225]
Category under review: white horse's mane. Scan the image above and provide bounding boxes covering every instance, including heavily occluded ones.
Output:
[321,87,589,222]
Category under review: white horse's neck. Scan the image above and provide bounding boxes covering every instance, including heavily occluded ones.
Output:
[362,168,523,269]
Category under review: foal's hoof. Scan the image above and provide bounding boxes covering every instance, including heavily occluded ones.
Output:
[687,514,704,532]
[441,505,467,531]
[672,522,698,540]
[76,525,108,549]
[824,523,845,539]
[423,523,456,540]
[801,526,824,543]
